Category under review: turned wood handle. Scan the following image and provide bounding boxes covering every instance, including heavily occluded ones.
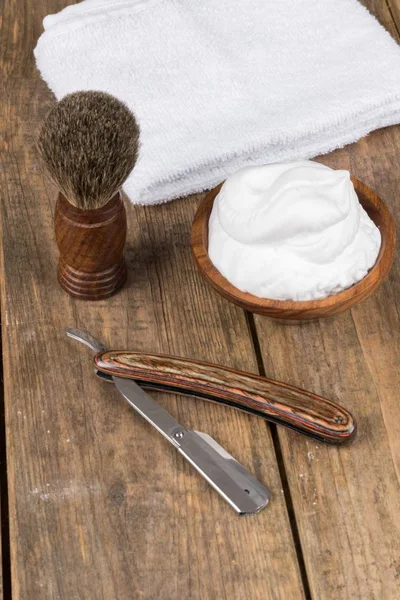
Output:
[94,351,356,444]
[55,192,127,300]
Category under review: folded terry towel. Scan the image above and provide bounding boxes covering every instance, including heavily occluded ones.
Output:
[35,0,400,205]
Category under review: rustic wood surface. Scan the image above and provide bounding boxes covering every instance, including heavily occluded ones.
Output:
[191,178,396,320]
[0,2,304,599]
[0,0,399,599]
[387,0,400,33]
[254,2,400,597]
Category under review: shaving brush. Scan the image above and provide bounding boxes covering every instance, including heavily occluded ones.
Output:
[37,91,140,300]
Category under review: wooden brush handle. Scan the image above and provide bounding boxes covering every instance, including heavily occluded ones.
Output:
[55,192,127,300]
[95,351,356,444]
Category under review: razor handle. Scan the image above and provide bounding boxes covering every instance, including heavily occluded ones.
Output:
[94,351,356,444]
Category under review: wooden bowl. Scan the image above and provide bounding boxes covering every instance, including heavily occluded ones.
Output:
[191,178,396,321]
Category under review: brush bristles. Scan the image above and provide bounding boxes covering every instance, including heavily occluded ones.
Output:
[36,91,140,210]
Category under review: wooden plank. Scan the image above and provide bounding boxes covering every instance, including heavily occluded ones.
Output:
[1,3,8,598]
[254,2,400,598]
[0,1,306,599]
[385,0,400,34]
[360,0,400,35]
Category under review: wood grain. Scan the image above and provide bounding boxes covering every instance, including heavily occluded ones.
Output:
[191,178,396,320]
[385,0,400,34]
[55,192,127,300]
[0,1,305,598]
[95,350,356,444]
[254,2,400,597]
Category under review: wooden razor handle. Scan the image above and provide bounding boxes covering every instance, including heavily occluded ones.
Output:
[94,351,356,444]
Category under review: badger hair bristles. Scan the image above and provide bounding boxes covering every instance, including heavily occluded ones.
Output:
[36,91,140,210]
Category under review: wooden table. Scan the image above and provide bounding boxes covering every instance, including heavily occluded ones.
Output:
[1,1,400,598]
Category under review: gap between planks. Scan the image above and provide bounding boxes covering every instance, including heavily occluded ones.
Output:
[245,312,312,600]
[385,0,400,37]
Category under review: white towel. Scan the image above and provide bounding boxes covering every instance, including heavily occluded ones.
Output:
[35,0,400,205]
